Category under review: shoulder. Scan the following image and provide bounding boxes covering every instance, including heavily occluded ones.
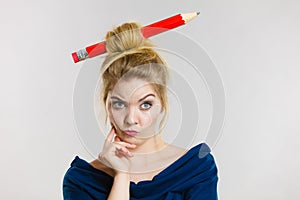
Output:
[169,143,217,165]
[188,143,218,170]
[170,143,218,179]
[156,143,218,179]
[164,144,187,159]
[89,158,115,177]
[152,143,218,197]
[63,156,113,187]
[186,143,219,183]
[182,144,219,199]
[63,156,113,199]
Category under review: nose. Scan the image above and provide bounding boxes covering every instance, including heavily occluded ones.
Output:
[125,106,138,125]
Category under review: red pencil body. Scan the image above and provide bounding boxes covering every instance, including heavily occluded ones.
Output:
[141,14,183,38]
[72,13,198,63]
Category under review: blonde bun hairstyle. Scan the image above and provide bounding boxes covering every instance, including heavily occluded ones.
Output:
[100,22,169,130]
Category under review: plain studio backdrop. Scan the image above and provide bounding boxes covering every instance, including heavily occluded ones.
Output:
[1,0,299,199]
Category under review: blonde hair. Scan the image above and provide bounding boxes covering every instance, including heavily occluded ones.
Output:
[99,22,169,130]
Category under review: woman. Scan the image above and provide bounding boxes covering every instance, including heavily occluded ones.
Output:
[63,22,218,199]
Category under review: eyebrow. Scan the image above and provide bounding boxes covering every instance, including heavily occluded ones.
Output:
[110,93,155,102]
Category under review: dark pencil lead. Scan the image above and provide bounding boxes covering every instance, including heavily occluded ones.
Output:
[197,11,200,15]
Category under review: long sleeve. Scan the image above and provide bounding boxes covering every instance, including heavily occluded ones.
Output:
[184,153,219,200]
[63,181,93,200]
[184,176,218,199]
[62,156,113,200]
[63,174,107,200]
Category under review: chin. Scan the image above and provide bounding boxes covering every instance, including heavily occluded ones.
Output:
[119,132,141,144]
[116,131,133,140]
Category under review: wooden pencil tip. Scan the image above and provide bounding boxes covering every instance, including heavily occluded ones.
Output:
[197,12,200,15]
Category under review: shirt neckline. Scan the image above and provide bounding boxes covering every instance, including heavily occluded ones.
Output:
[72,143,208,185]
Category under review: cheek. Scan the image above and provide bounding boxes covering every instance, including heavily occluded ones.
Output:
[108,103,123,128]
[141,105,162,127]
[110,110,124,126]
[139,113,152,126]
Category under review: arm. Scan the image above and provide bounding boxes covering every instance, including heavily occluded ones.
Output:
[63,174,130,200]
[107,172,130,200]
[184,176,218,200]
[185,153,219,200]
[63,176,94,200]
[62,166,113,200]
[63,186,94,200]
[99,128,135,200]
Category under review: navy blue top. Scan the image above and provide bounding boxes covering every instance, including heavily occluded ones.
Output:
[62,143,218,199]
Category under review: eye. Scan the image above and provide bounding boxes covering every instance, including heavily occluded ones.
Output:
[112,101,125,109]
[140,101,152,110]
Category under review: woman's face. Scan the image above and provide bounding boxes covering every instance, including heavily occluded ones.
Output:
[108,78,163,143]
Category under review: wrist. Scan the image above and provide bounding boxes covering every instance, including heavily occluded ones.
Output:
[114,171,130,180]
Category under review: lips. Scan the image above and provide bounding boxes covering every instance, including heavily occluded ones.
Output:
[123,130,138,136]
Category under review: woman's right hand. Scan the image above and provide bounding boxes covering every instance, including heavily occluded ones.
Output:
[98,127,136,174]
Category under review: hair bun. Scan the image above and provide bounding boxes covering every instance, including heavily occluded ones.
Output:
[105,22,152,54]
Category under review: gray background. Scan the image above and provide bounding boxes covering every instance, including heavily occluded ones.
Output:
[1,0,299,199]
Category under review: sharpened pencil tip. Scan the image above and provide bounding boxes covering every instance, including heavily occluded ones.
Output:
[197,12,200,15]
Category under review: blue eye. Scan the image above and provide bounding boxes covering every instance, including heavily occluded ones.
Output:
[112,101,125,109]
[111,101,152,110]
[141,101,152,110]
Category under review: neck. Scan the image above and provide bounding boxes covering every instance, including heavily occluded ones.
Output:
[131,133,168,154]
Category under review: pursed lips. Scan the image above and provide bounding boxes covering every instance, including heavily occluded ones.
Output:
[123,130,138,136]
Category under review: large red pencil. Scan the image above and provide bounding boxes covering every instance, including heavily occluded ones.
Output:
[72,12,200,63]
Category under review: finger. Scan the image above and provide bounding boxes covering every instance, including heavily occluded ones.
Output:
[115,149,122,158]
[115,145,133,157]
[115,141,136,149]
[106,127,116,143]
[114,135,121,142]
[113,135,136,148]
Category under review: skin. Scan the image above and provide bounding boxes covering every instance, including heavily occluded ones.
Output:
[90,78,186,199]
[108,78,166,152]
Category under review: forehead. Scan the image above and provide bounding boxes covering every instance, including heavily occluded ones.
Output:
[111,78,156,99]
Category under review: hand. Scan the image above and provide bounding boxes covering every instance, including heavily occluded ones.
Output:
[98,127,136,174]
